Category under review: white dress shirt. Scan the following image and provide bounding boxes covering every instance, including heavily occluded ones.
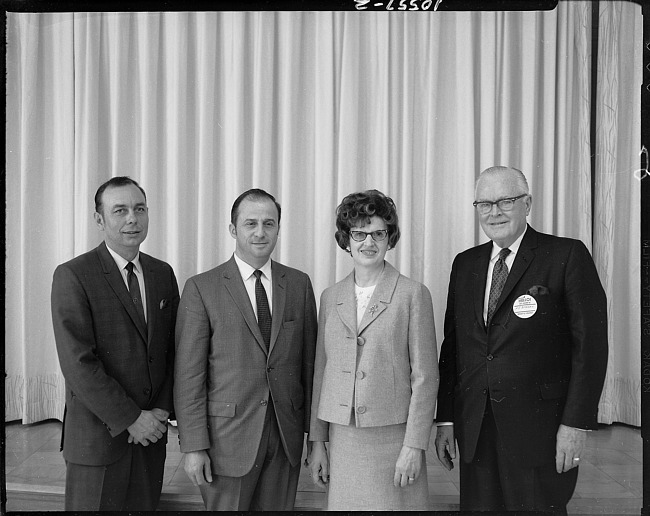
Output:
[105,244,147,322]
[233,253,273,319]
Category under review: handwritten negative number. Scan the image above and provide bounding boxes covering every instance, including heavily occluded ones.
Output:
[355,0,434,10]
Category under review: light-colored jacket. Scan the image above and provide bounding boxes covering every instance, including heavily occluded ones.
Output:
[309,261,439,450]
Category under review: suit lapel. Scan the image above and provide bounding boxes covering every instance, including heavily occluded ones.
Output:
[357,262,399,335]
[96,242,148,343]
[335,272,358,336]
[269,261,286,355]
[473,242,492,332]
[493,226,537,317]
[141,253,157,349]
[222,257,268,355]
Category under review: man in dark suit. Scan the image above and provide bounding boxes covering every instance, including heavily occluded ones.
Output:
[174,188,318,511]
[435,166,608,514]
[51,176,179,511]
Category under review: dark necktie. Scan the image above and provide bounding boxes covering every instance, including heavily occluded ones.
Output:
[126,262,146,327]
[487,248,511,324]
[254,270,272,349]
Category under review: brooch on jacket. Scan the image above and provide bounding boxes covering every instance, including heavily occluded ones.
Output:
[368,304,379,316]
[160,299,170,309]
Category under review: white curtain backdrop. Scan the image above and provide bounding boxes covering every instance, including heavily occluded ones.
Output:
[5,3,641,426]
[593,2,642,425]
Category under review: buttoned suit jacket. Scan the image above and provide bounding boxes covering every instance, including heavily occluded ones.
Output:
[309,261,439,451]
[173,256,318,477]
[51,241,179,466]
[437,226,608,466]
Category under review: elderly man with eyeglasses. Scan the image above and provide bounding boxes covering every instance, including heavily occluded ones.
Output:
[435,166,608,515]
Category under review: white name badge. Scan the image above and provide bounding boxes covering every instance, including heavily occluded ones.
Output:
[513,295,537,318]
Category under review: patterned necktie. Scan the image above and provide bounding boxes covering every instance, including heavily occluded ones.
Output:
[487,248,511,324]
[126,262,146,327]
[254,270,272,349]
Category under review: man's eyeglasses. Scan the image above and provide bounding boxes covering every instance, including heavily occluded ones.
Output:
[349,230,388,242]
[473,194,528,215]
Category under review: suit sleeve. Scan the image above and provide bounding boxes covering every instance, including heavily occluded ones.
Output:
[403,283,439,450]
[51,264,141,436]
[153,266,180,415]
[309,289,330,442]
[173,277,212,453]
[436,257,458,424]
[561,240,608,429]
[301,275,318,435]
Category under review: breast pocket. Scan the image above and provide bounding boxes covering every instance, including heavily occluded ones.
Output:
[281,320,297,341]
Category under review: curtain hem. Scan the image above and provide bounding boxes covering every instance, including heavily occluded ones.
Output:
[597,375,640,426]
[5,373,66,423]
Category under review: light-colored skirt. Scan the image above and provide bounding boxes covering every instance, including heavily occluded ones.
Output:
[327,422,429,511]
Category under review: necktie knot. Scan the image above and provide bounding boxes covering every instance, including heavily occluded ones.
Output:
[498,248,511,261]
[126,262,135,274]
[254,269,262,280]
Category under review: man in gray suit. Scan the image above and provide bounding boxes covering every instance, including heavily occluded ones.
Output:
[174,188,318,511]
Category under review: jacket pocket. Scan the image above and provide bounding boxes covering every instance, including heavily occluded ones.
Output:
[207,401,236,417]
[539,381,569,400]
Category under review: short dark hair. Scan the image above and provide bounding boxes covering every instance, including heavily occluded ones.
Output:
[335,189,400,252]
[95,176,147,214]
[230,189,282,226]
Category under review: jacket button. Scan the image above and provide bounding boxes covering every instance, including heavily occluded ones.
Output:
[266,367,273,372]
[356,371,365,379]
[356,406,367,414]
[487,354,494,361]
[356,337,365,346]
[482,389,488,395]
[149,356,154,363]
[260,400,268,406]
[143,388,151,396]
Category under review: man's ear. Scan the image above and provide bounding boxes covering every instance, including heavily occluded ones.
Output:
[94,211,104,230]
[229,223,237,239]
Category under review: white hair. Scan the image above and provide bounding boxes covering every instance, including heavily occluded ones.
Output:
[475,166,530,198]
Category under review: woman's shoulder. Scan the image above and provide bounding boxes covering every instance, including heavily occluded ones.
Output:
[320,275,351,301]
[393,272,432,301]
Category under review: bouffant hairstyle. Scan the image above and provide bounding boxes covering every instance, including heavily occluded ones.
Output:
[335,190,401,252]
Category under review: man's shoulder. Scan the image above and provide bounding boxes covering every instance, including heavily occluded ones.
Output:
[527,229,592,260]
[454,240,491,261]
[533,229,582,247]
[139,251,175,273]
[56,245,102,272]
[272,261,311,282]
[188,262,228,284]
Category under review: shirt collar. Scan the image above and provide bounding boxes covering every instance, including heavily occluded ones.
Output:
[490,225,527,261]
[105,244,142,272]
[233,253,272,281]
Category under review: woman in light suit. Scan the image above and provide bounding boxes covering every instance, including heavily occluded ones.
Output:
[308,190,439,510]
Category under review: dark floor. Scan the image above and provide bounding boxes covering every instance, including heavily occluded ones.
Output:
[4,420,643,513]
